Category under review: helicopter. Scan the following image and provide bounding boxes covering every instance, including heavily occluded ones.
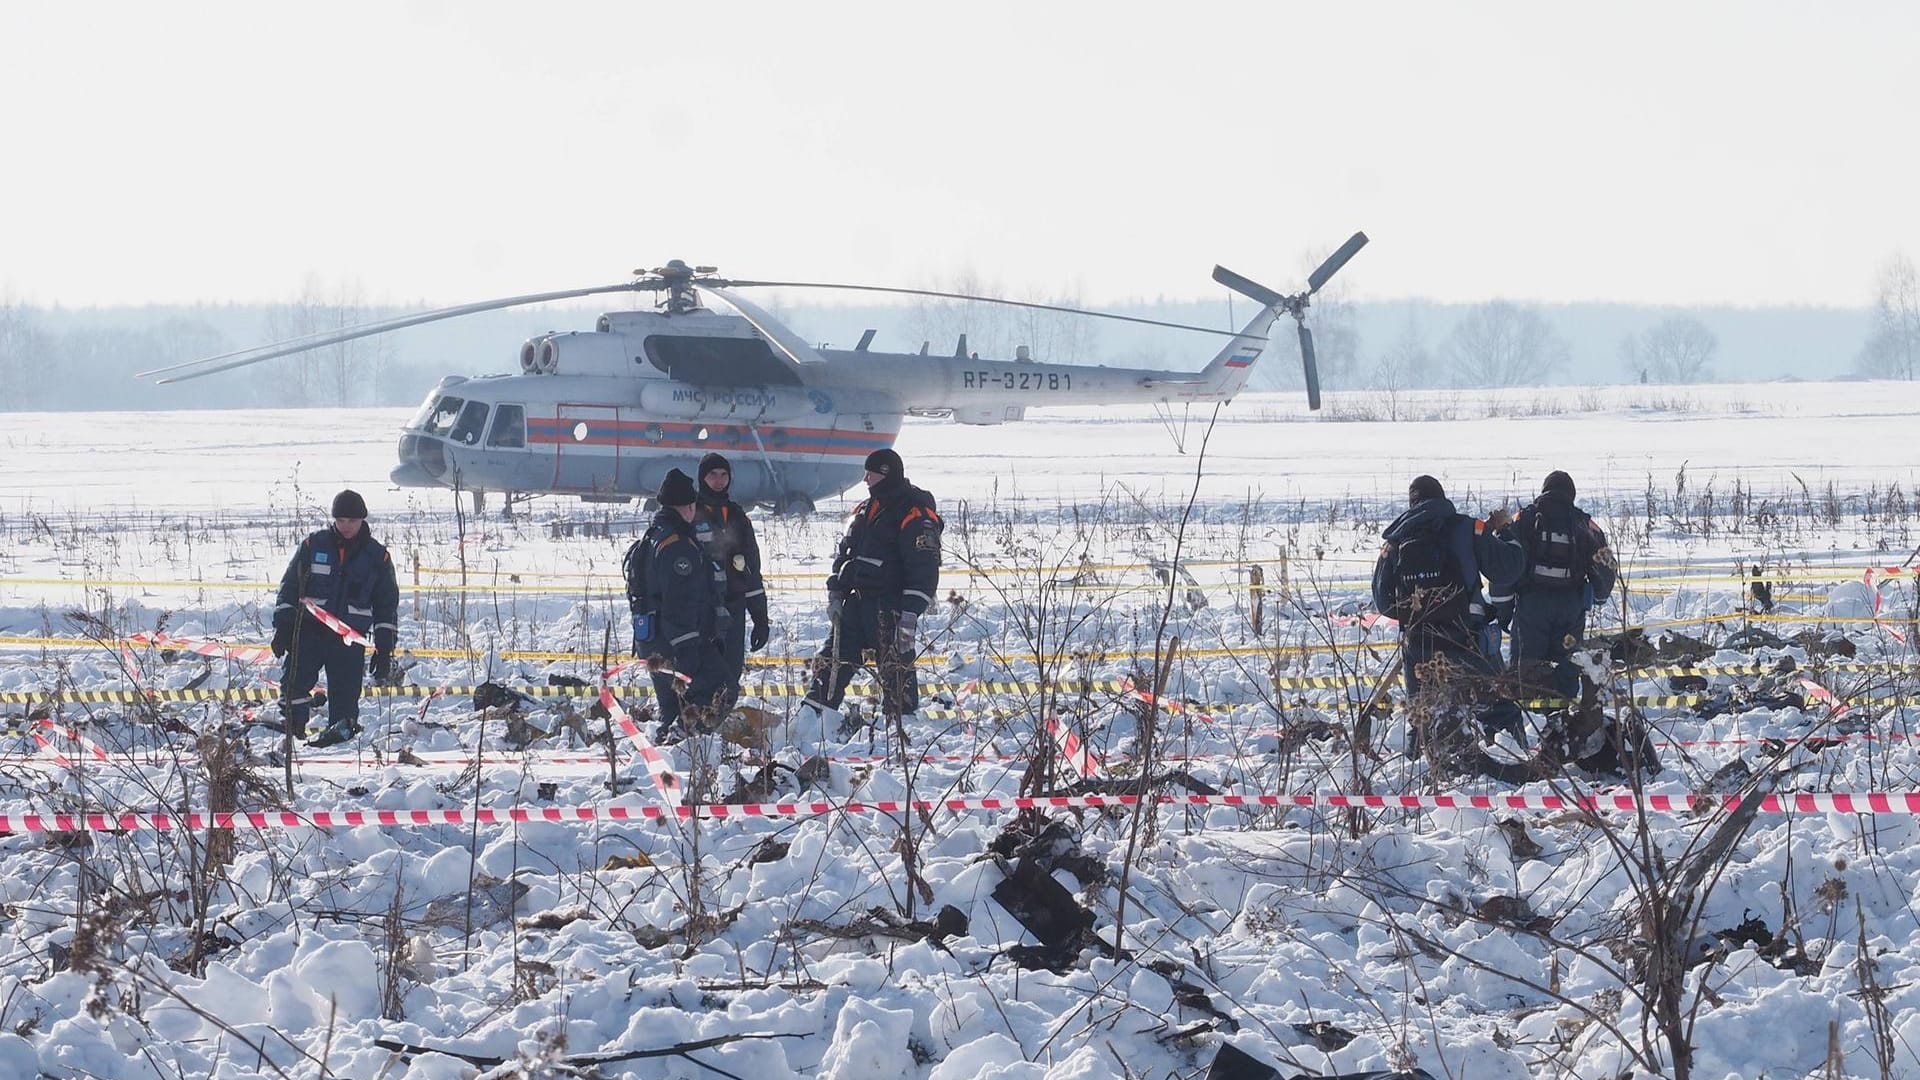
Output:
[138,234,1366,514]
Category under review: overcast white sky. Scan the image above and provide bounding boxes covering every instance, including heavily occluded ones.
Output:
[3,2,1916,310]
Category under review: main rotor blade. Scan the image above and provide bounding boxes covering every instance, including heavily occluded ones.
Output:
[141,282,648,383]
[702,287,828,368]
[1299,323,1322,411]
[1306,232,1369,295]
[718,279,1252,339]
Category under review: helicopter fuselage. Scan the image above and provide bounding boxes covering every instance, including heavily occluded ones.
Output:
[391,301,1277,511]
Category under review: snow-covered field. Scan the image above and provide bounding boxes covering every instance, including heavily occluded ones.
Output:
[3,383,1920,1079]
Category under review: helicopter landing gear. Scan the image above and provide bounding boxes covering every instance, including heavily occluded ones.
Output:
[773,494,814,516]
[471,489,486,516]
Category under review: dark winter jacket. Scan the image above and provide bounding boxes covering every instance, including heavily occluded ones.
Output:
[629,508,724,654]
[274,525,400,650]
[694,488,768,622]
[1505,491,1616,606]
[1371,496,1524,632]
[826,474,943,615]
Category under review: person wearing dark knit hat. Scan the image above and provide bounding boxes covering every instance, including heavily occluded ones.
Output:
[622,468,729,738]
[331,489,369,520]
[1373,474,1526,770]
[800,446,943,724]
[266,488,400,747]
[691,452,770,701]
[1502,471,1616,703]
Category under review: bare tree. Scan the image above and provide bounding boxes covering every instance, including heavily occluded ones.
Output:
[904,270,1096,365]
[1444,299,1570,387]
[1857,251,1920,379]
[1370,312,1432,391]
[1620,314,1718,383]
[0,295,48,411]
[266,275,393,406]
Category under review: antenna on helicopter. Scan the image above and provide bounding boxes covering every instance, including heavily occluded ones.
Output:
[1209,231,1368,411]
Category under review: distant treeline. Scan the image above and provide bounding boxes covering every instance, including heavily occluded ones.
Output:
[0,294,1881,412]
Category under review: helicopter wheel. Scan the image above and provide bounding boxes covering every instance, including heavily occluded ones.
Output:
[776,495,815,516]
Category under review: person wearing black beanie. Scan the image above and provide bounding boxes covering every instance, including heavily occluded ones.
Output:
[691,453,770,700]
[1504,471,1615,701]
[622,467,728,738]
[266,489,400,747]
[1373,474,1526,770]
[1408,475,1446,505]
[801,446,943,722]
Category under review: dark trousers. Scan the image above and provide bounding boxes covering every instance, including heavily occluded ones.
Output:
[281,631,365,732]
[1403,621,1523,756]
[1511,592,1587,700]
[652,641,728,732]
[716,599,748,698]
[806,595,918,716]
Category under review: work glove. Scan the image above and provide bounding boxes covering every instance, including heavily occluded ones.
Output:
[373,626,397,655]
[1484,507,1512,533]
[368,650,394,681]
[893,609,919,654]
[270,619,293,660]
[747,593,770,651]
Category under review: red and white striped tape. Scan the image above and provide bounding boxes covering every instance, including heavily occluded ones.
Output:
[1124,680,1219,725]
[1863,568,1910,644]
[29,718,111,769]
[599,686,681,806]
[1044,714,1104,779]
[301,599,371,648]
[129,631,275,666]
[14,790,1920,833]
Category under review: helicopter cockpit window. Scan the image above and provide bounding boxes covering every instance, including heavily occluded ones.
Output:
[449,400,491,446]
[487,404,526,449]
[420,396,467,436]
[643,336,805,385]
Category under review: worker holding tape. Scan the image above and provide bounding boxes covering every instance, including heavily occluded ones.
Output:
[268,489,400,747]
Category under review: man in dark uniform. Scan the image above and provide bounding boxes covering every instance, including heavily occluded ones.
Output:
[692,452,770,702]
[270,489,400,747]
[1501,470,1617,699]
[802,448,942,721]
[623,468,729,736]
[1372,475,1525,769]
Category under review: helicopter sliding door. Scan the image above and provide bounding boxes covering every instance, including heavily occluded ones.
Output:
[551,404,621,494]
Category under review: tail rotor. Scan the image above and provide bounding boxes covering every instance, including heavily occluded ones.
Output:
[1212,230,1368,411]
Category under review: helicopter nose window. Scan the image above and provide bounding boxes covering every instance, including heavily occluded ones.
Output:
[486,404,526,449]
[420,395,466,436]
[450,401,491,446]
[572,421,591,442]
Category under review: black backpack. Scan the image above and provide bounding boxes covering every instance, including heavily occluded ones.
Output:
[621,523,668,615]
[1520,503,1591,592]
[1385,516,1475,627]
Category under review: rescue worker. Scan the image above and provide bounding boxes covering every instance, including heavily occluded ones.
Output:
[1500,470,1617,699]
[1372,475,1525,769]
[692,452,770,702]
[623,468,729,737]
[269,489,400,747]
[802,448,943,722]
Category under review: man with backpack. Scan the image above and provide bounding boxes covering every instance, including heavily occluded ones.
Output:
[623,468,730,738]
[1372,474,1526,767]
[1500,470,1617,699]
